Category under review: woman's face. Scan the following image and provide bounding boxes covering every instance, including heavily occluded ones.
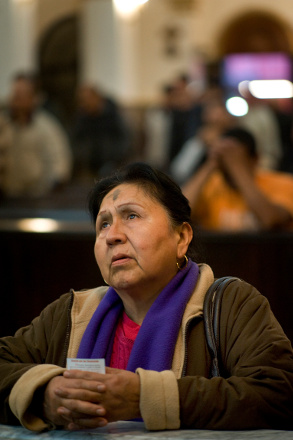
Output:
[94,183,190,298]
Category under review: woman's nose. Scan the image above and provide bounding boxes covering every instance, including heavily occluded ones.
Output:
[106,220,126,245]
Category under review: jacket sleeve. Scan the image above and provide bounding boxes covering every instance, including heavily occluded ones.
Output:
[0,292,72,428]
[178,280,293,429]
[136,368,180,430]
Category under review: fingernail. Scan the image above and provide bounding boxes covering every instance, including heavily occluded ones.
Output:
[68,423,79,431]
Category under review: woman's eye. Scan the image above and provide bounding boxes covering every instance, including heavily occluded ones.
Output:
[101,221,110,229]
[128,213,138,220]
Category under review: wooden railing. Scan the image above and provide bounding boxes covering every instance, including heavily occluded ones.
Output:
[1,217,292,344]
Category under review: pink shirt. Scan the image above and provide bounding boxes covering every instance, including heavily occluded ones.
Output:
[110,311,140,369]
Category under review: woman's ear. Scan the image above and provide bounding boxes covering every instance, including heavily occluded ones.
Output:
[177,222,193,259]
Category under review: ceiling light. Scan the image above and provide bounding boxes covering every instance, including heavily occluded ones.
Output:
[113,0,149,18]
[248,80,293,99]
[226,97,249,117]
[17,218,59,233]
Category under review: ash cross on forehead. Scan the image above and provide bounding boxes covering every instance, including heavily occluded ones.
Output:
[112,189,120,201]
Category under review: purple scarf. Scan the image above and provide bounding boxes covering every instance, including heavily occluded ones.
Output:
[77,259,199,372]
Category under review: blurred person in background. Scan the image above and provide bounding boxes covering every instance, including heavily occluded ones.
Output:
[183,127,293,231]
[238,87,283,171]
[0,115,12,194]
[166,74,203,162]
[169,97,236,185]
[269,99,293,174]
[144,74,203,171]
[70,84,131,182]
[143,84,174,171]
[0,73,72,198]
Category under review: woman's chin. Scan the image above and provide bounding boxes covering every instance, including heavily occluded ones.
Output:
[110,276,137,292]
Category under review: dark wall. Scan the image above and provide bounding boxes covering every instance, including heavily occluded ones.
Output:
[0,229,293,344]
[0,230,102,336]
[199,232,293,344]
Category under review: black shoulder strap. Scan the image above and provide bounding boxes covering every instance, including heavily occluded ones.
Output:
[203,276,239,378]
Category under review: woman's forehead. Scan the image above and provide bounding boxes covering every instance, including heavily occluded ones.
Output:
[100,183,155,209]
[104,183,139,200]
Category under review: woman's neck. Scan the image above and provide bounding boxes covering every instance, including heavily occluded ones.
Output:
[113,271,179,325]
[117,288,161,325]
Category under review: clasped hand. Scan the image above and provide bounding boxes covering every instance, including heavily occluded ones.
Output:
[42,367,141,430]
[210,137,252,171]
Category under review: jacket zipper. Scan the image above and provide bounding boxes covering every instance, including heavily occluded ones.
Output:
[61,290,74,368]
[181,317,193,377]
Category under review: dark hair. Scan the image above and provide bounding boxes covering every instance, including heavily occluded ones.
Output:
[88,162,198,260]
[222,127,257,158]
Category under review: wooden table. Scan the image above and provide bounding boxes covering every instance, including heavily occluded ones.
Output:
[0,422,292,439]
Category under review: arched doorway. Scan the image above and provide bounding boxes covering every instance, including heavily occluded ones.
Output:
[218,11,293,55]
[38,15,79,130]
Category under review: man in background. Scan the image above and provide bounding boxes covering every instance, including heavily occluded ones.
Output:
[183,127,293,231]
[71,84,131,181]
[0,73,72,198]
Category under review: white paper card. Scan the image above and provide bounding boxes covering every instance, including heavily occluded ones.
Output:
[66,358,105,373]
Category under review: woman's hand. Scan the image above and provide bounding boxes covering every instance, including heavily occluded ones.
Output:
[42,374,108,429]
[42,367,141,430]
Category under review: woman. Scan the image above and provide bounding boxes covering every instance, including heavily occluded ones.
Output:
[0,162,292,431]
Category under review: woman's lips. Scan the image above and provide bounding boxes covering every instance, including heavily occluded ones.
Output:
[111,255,132,266]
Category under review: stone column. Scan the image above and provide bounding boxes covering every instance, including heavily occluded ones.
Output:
[79,0,146,104]
[0,0,37,101]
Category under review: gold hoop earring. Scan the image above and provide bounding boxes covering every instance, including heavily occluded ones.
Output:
[176,255,188,271]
